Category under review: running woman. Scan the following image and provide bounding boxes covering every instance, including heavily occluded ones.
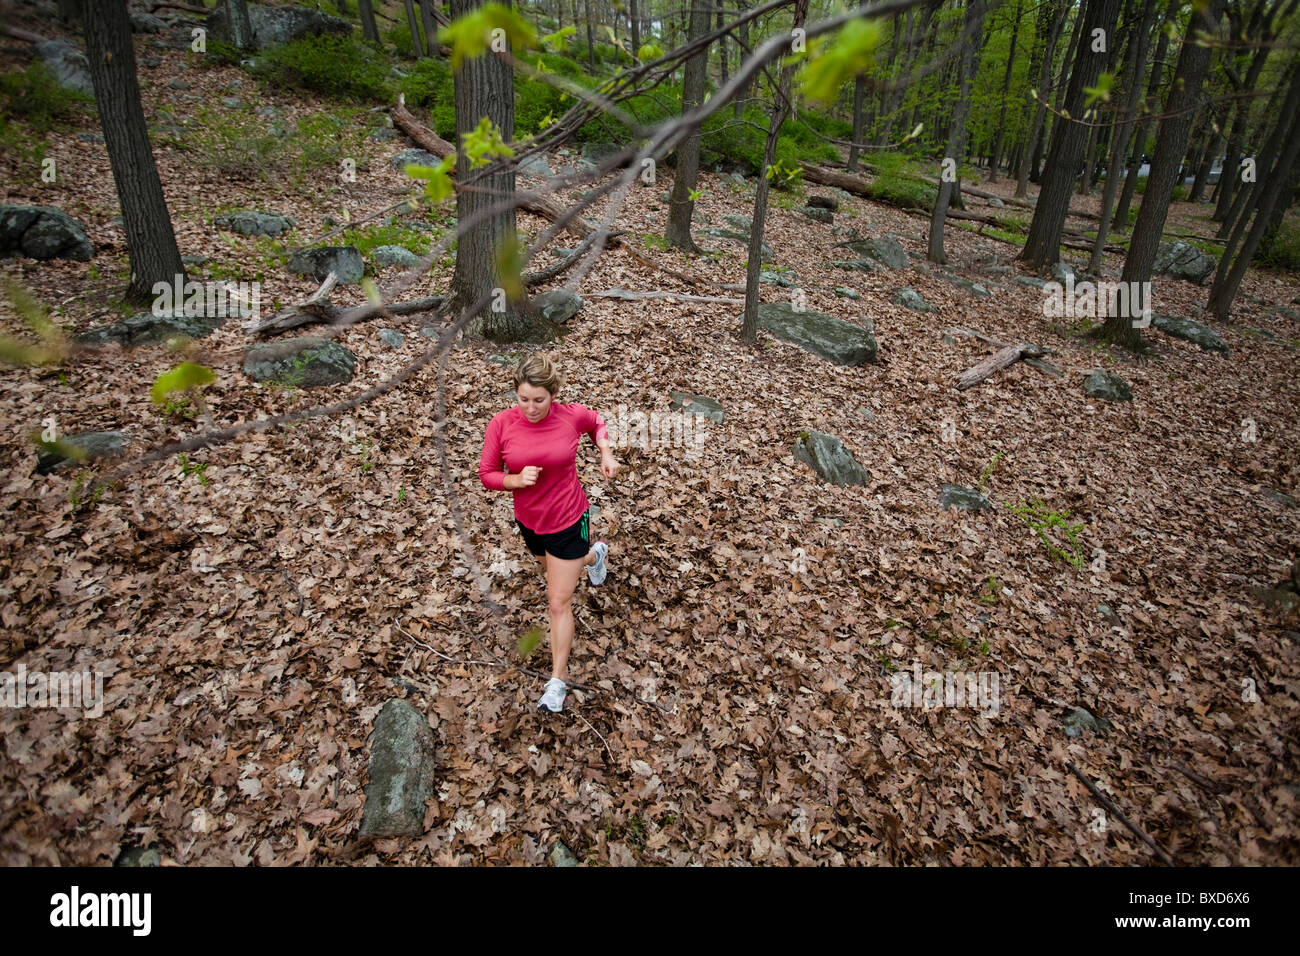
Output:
[478,354,621,713]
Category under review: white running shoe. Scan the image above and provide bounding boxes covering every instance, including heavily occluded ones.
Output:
[587,541,609,586]
[537,677,567,713]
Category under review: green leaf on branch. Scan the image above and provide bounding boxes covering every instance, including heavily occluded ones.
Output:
[151,362,215,405]
[406,154,457,203]
[1083,72,1113,107]
[798,18,884,106]
[517,625,544,658]
[539,24,576,53]
[637,42,663,61]
[462,115,514,169]
[495,234,527,304]
[438,2,536,69]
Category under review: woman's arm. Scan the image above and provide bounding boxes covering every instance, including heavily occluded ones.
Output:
[479,418,508,491]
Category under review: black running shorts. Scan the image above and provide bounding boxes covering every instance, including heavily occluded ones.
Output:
[516,508,591,560]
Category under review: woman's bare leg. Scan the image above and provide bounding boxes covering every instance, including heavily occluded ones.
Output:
[544,552,589,681]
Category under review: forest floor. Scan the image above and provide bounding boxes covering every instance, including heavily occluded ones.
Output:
[1,22,1298,865]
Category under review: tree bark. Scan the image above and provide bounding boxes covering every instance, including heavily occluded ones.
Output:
[741,0,808,343]
[358,0,380,43]
[1089,0,1156,275]
[847,0,872,172]
[446,0,547,343]
[929,0,986,264]
[83,0,186,305]
[1207,62,1300,319]
[1014,0,1067,198]
[419,0,439,58]
[664,0,713,254]
[988,0,1023,182]
[1019,0,1121,270]
[404,0,425,57]
[1114,0,1179,230]
[223,0,253,51]
[1102,0,1226,348]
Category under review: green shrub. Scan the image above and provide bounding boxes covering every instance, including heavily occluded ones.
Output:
[0,62,93,132]
[258,34,393,102]
[342,221,434,257]
[1171,184,1188,202]
[1257,218,1300,272]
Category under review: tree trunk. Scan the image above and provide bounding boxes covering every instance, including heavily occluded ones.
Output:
[83,0,186,305]
[664,0,713,254]
[734,0,751,118]
[224,0,253,51]
[1189,115,1222,203]
[847,0,872,172]
[988,0,1023,182]
[1089,0,1157,275]
[717,1,728,89]
[1115,0,1179,230]
[585,0,596,70]
[630,0,640,54]
[358,0,380,43]
[419,0,439,57]
[1014,0,1067,198]
[447,0,547,343]
[741,0,809,343]
[1102,0,1226,349]
[1019,0,1122,270]
[1207,62,1300,319]
[404,0,425,57]
[930,0,986,264]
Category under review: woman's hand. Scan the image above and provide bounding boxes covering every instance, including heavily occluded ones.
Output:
[600,453,621,480]
[511,466,542,489]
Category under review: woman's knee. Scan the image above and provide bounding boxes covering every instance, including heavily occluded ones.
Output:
[547,590,573,618]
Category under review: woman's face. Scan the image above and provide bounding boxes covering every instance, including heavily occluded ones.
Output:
[516,381,554,422]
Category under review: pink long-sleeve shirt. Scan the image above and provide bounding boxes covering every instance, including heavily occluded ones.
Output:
[479,402,610,534]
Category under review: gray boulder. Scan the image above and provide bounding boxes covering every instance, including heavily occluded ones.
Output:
[372,245,420,268]
[939,484,992,511]
[722,214,753,232]
[206,2,351,50]
[700,227,773,261]
[834,287,861,300]
[891,288,932,313]
[0,205,93,261]
[35,431,129,476]
[214,210,296,237]
[130,11,166,33]
[792,430,868,486]
[114,845,162,867]
[288,245,364,285]
[518,154,553,178]
[75,310,231,348]
[243,336,357,387]
[940,273,991,297]
[759,270,796,288]
[800,206,833,224]
[1153,241,1216,285]
[834,237,908,270]
[752,302,877,365]
[807,195,838,212]
[668,391,724,424]
[1151,313,1229,354]
[1013,275,1047,289]
[359,699,438,838]
[368,127,400,142]
[549,840,580,867]
[532,289,583,324]
[35,40,93,97]
[1064,706,1111,738]
[1083,370,1132,402]
[378,329,406,349]
[391,148,441,172]
[831,258,880,274]
[1051,262,1076,285]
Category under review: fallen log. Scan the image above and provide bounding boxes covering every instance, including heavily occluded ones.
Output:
[588,288,744,304]
[956,342,1053,390]
[246,271,443,336]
